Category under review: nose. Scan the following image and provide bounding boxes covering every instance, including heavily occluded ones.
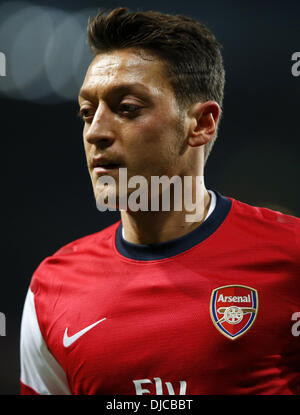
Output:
[84,103,115,149]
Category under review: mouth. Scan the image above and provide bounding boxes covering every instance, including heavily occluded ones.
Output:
[92,157,123,174]
[94,164,121,173]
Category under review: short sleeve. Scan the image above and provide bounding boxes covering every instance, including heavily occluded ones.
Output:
[20,288,71,395]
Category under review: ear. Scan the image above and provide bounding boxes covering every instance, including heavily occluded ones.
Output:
[187,101,221,147]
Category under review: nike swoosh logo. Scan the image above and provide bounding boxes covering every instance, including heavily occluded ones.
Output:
[63,317,106,348]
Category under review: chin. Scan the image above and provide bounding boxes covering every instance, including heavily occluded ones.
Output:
[95,185,119,212]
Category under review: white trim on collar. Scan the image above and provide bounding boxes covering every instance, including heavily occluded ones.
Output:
[122,190,217,241]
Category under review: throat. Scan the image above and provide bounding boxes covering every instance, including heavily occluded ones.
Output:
[120,190,211,245]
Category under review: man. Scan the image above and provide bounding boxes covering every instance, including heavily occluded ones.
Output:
[20,7,300,395]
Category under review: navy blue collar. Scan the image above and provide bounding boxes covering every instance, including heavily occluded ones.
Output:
[115,190,232,261]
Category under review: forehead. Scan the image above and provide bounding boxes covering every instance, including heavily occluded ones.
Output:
[79,48,172,100]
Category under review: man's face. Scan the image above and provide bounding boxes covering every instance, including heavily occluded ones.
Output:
[78,48,189,207]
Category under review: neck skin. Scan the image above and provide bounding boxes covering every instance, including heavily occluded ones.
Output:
[119,98,218,245]
[120,181,211,245]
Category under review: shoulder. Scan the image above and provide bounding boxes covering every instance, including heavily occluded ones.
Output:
[53,220,121,256]
[30,220,120,294]
[226,195,300,250]
[229,196,299,228]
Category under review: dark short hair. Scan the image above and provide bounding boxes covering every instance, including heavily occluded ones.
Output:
[87,7,225,163]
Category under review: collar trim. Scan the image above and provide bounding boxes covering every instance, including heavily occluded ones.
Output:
[115,190,232,261]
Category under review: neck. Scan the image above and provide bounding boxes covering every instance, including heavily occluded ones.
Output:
[120,186,211,245]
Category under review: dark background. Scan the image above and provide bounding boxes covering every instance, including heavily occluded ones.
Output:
[1,0,299,394]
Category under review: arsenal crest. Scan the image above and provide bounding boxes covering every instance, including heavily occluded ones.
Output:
[210,285,258,340]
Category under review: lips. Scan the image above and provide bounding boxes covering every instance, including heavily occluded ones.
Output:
[95,163,120,169]
[92,156,123,173]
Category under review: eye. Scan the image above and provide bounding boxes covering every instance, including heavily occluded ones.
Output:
[77,108,94,122]
[118,103,141,116]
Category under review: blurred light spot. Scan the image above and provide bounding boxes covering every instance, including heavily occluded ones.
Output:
[45,14,84,101]
[0,3,97,103]
[72,8,99,92]
[10,6,54,100]
[0,1,32,98]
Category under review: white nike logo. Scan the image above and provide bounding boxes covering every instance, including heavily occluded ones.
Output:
[63,318,106,348]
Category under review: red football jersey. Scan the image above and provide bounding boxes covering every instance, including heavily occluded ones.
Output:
[20,191,300,395]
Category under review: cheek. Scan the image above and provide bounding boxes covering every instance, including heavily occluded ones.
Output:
[126,127,169,167]
[127,117,174,152]
[83,135,91,159]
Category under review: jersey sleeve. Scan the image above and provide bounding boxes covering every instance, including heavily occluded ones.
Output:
[20,288,71,395]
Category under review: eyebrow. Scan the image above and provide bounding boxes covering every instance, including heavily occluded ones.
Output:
[78,82,150,101]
